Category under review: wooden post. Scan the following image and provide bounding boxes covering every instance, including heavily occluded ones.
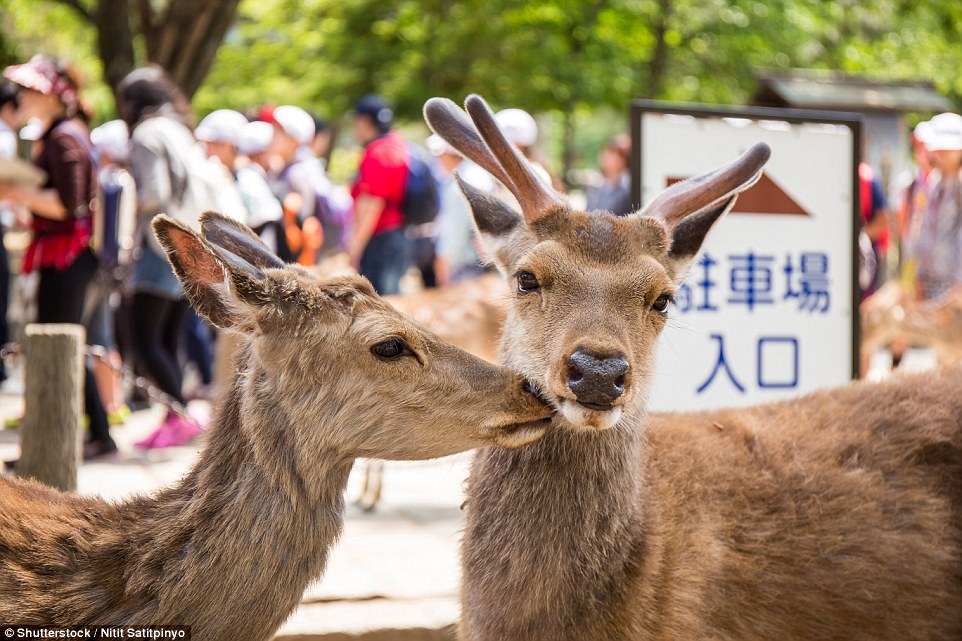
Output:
[19,323,85,492]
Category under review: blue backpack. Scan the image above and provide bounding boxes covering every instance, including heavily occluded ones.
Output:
[402,144,441,227]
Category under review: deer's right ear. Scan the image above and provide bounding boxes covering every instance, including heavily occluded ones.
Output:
[152,215,267,329]
[456,174,527,269]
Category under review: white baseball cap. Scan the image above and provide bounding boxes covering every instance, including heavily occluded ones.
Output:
[495,108,538,148]
[90,119,131,162]
[195,109,248,145]
[426,134,458,157]
[237,120,275,156]
[913,120,933,146]
[925,112,962,151]
[273,105,315,145]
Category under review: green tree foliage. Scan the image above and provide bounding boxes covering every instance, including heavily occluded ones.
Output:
[2,0,961,172]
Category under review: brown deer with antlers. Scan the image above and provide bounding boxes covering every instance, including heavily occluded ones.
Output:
[424,95,962,641]
[0,212,552,640]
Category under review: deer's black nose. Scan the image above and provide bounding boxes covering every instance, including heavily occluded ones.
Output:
[566,350,628,409]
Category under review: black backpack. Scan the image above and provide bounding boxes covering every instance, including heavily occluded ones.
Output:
[402,143,441,227]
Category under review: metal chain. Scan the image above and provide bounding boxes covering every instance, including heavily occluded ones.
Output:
[1,341,191,419]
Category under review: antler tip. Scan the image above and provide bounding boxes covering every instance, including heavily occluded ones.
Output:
[747,141,772,166]
[464,94,492,113]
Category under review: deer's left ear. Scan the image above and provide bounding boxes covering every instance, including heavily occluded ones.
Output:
[666,196,735,274]
[152,215,270,329]
[200,210,286,270]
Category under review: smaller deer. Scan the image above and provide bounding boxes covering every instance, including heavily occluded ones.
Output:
[358,274,509,510]
[0,212,552,640]
[862,281,962,369]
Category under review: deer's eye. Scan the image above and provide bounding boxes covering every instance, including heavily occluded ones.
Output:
[372,338,410,360]
[652,294,673,314]
[516,270,541,294]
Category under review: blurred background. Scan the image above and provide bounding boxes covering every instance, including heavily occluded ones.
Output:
[3,0,961,185]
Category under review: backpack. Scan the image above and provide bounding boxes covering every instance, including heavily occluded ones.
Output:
[93,166,138,272]
[401,143,440,227]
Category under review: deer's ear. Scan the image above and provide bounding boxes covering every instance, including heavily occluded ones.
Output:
[199,210,286,270]
[456,174,528,270]
[152,215,268,329]
[666,196,735,275]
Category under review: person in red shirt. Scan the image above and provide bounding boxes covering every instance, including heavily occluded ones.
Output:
[347,95,410,295]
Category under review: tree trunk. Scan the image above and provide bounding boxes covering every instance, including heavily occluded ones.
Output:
[645,0,673,99]
[95,0,135,97]
[145,0,242,98]
[54,0,242,104]
[561,106,576,190]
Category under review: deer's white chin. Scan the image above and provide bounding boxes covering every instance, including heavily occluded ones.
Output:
[558,400,623,431]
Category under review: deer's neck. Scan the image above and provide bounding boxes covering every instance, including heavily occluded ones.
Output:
[461,411,647,640]
[87,350,351,640]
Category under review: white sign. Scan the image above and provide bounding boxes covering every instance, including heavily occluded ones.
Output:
[633,105,859,412]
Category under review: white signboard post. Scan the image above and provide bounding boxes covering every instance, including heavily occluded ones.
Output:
[631,103,860,412]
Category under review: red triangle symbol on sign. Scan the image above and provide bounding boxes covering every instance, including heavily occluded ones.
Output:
[666,172,811,217]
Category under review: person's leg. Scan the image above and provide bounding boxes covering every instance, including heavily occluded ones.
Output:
[134,297,202,450]
[415,236,437,289]
[85,286,122,415]
[163,298,189,388]
[360,230,410,296]
[130,292,187,405]
[0,228,9,382]
[359,234,387,295]
[183,307,214,387]
[35,252,114,456]
[379,230,412,296]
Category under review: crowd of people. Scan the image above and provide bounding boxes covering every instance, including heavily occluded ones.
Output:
[0,54,637,461]
[896,112,962,303]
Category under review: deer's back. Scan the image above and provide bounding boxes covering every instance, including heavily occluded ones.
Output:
[0,477,159,624]
[636,367,962,640]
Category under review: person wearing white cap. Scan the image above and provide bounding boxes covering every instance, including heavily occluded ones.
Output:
[896,120,935,293]
[89,119,136,269]
[493,107,554,202]
[427,134,492,285]
[267,104,316,219]
[268,104,351,263]
[235,120,284,256]
[195,108,248,170]
[88,119,136,427]
[916,112,962,301]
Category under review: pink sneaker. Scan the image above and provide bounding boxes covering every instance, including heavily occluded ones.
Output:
[135,412,204,449]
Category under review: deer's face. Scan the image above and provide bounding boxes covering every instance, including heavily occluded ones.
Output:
[152,213,553,463]
[421,95,769,432]
[491,210,677,430]
[252,272,553,460]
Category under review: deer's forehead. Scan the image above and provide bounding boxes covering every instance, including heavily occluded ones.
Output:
[350,302,429,346]
[530,210,668,265]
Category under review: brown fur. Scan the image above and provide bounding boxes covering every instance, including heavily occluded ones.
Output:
[862,281,962,366]
[385,273,507,363]
[423,96,962,640]
[0,214,552,639]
